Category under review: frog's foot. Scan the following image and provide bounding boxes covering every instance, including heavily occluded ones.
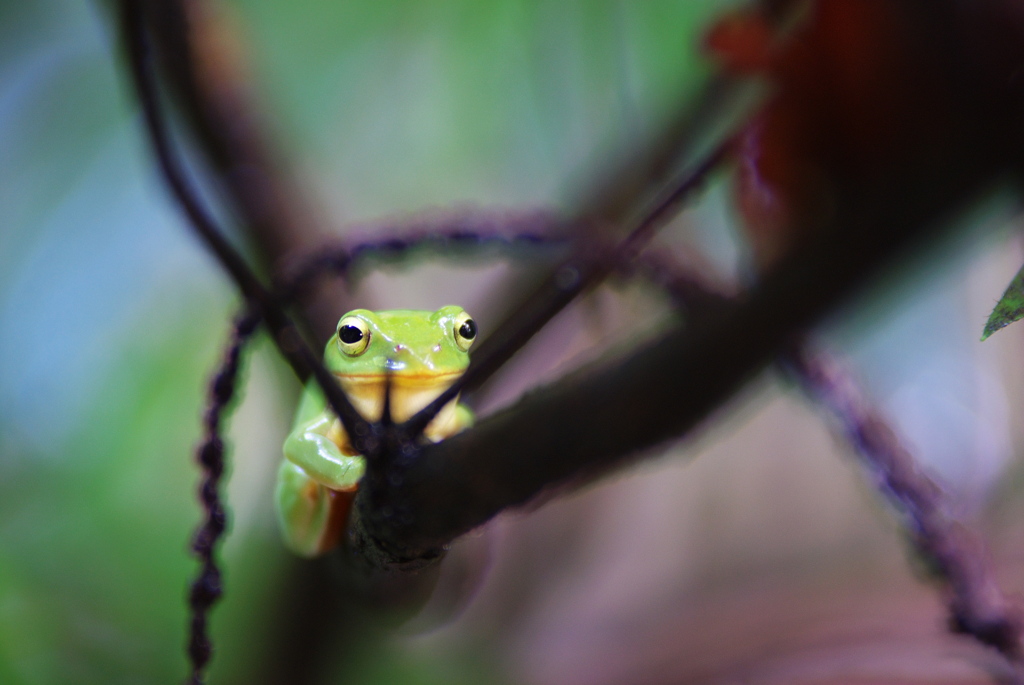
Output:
[275,460,355,557]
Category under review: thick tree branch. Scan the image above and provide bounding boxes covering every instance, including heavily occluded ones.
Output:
[355,138,1012,560]
[359,0,1024,557]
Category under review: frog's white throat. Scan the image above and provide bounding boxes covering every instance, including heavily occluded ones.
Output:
[333,372,462,440]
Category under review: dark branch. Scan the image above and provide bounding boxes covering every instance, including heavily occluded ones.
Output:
[119,0,265,300]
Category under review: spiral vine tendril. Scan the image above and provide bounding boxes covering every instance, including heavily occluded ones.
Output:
[187,309,260,685]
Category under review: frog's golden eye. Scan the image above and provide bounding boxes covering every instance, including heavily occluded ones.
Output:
[337,317,370,356]
[453,311,477,352]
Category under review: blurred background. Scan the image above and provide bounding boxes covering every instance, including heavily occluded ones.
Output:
[3,1,1024,683]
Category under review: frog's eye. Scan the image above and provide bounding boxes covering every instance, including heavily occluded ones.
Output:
[337,317,371,356]
[453,311,477,352]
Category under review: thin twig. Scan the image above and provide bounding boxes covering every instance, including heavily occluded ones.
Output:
[403,140,731,437]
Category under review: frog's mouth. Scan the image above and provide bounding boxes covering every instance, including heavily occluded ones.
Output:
[333,370,462,426]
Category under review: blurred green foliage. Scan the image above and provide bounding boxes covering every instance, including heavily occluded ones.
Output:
[0,0,731,682]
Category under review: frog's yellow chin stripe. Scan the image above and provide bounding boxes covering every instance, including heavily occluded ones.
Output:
[333,372,461,428]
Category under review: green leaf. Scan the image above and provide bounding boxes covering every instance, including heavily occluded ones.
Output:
[982,265,1024,340]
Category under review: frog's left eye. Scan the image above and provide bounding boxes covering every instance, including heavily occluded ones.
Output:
[337,317,370,356]
[453,311,477,352]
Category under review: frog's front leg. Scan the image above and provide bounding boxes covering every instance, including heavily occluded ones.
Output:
[283,412,365,489]
[275,461,356,557]
[276,413,365,556]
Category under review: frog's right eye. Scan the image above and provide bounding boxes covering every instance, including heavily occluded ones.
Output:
[337,317,370,356]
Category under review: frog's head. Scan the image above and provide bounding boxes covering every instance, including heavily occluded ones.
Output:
[323,306,476,424]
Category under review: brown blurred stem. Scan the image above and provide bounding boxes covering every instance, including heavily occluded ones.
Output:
[143,0,324,267]
[118,0,371,448]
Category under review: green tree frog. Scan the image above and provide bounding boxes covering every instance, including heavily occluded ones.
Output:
[276,306,476,557]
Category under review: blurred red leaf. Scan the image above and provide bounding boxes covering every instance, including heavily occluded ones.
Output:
[708,0,1024,265]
